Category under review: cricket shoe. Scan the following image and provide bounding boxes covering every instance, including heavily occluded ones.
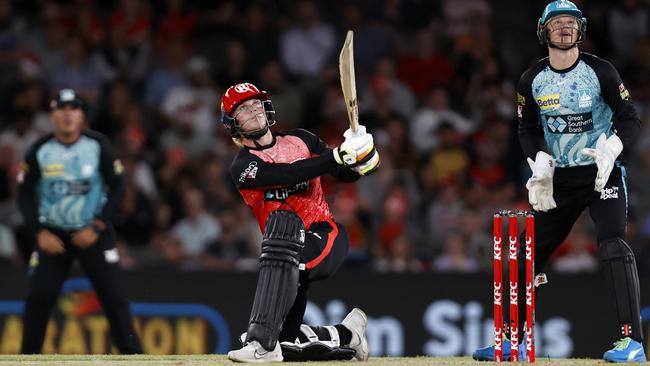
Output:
[472,340,514,361]
[603,337,646,363]
[228,340,283,363]
[341,308,369,361]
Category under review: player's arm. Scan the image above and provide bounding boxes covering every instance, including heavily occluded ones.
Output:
[292,129,361,182]
[595,59,641,152]
[96,134,125,227]
[517,70,546,159]
[231,151,342,190]
[16,144,42,235]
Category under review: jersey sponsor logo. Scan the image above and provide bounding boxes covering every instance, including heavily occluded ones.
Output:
[578,90,592,108]
[238,161,259,183]
[619,83,630,101]
[113,159,124,175]
[48,180,91,196]
[517,93,526,106]
[16,161,28,183]
[264,181,309,201]
[43,164,64,177]
[104,248,120,263]
[81,164,94,177]
[546,112,593,134]
[600,186,619,200]
[536,94,561,111]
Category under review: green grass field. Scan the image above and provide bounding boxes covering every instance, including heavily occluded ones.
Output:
[0,355,639,365]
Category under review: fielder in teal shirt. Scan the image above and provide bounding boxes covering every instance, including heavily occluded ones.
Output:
[16,89,141,354]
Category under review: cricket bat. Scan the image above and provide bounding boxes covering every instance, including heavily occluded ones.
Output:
[339,30,359,134]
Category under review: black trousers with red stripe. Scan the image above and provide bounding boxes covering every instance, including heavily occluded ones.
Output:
[278,220,349,343]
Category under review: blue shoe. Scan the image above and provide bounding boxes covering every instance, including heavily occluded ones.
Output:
[603,337,646,363]
[472,340,511,361]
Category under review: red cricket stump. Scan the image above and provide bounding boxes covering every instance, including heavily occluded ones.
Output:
[525,214,536,363]
[508,214,519,362]
[493,213,504,362]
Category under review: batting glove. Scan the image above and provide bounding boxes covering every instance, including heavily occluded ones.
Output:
[580,133,623,192]
[526,151,556,212]
[354,149,380,176]
[334,125,376,167]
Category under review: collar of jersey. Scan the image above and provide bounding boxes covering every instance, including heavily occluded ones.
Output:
[547,52,582,74]
[245,134,277,151]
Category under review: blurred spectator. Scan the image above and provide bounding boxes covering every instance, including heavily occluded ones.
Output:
[204,209,257,271]
[258,60,302,129]
[421,123,470,192]
[171,188,221,261]
[339,2,395,73]
[47,36,101,104]
[114,178,155,246]
[241,3,279,70]
[608,0,648,65]
[362,57,416,121]
[0,222,17,264]
[145,40,187,106]
[0,0,647,273]
[410,88,473,155]
[215,38,253,89]
[432,231,479,273]
[0,0,22,78]
[158,0,198,45]
[280,0,335,79]
[426,182,464,246]
[162,56,218,135]
[397,28,453,97]
[374,234,424,273]
[552,227,598,273]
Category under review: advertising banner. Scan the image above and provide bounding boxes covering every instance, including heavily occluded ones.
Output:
[0,267,647,358]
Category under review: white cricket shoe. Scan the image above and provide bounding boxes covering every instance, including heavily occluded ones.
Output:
[228,340,283,363]
[341,308,369,361]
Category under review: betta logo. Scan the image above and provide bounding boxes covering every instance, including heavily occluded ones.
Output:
[493,237,502,259]
[510,281,518,305]
[509,236,518,260]
[494,282,502,306]
[537,94,561,111]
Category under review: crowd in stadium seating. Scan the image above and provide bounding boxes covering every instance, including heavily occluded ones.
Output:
[1,0,650,275]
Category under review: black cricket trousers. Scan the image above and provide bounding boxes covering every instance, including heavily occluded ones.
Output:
[21,226,142,354]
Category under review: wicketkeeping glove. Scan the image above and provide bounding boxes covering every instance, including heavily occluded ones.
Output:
[580,133,623,192]
[526,151,556,212]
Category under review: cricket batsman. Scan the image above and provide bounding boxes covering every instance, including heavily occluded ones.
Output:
[220,83,379,362]
[474,1,644,362]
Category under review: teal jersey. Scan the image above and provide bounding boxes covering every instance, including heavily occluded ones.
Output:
[517,53,640,168]
[17,130,125,231]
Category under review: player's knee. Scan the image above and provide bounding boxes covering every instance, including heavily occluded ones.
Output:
[261,210,305,264]
[598,237,635,261]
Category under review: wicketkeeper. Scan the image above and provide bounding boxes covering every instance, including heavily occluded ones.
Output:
[474,1,644,362]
